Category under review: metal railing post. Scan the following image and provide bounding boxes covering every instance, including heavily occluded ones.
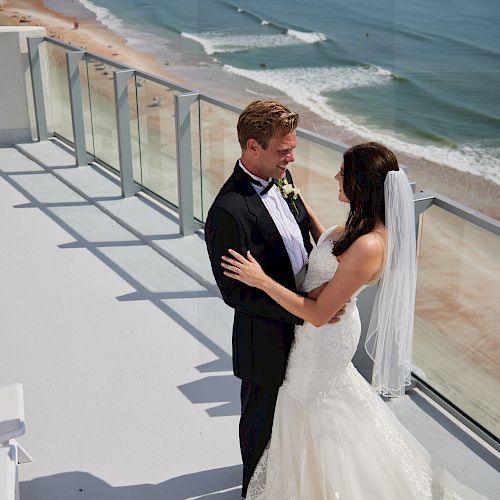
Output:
[65,51,87,166]
[175,92,199,236]
[27,37,48,141]
[413,192,435,240]
[414,192,435,219]
[113,69,137,198]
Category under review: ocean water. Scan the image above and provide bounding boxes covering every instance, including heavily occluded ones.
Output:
[50,0,500,184]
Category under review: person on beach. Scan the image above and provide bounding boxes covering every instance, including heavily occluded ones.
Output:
[220,142,487,499]
[205,100,346,497]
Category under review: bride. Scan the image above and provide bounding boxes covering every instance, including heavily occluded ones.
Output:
[221,142,486,499]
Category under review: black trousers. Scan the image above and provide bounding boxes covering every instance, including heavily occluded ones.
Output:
[239,379,280,497]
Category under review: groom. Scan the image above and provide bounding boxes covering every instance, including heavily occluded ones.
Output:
[205,100,313,496]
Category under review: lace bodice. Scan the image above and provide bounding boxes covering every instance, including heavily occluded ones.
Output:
[300,226,341,292]
[301,225,368,296]
[282,226,368,403]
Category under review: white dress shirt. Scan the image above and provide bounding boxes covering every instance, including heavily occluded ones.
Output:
[239,161,308,278]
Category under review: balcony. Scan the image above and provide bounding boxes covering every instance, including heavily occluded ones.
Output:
[1,26,499,499]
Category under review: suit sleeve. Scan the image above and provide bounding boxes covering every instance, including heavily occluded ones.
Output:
[205,206,304,325]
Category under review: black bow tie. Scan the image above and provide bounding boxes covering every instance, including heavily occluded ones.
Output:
[247,175,275,195]
[260,179,276,195]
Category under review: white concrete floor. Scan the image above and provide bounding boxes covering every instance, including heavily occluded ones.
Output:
[0,143,241,499]
[1,140,498,499]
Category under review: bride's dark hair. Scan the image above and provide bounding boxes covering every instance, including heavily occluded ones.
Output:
[332,142,399,257]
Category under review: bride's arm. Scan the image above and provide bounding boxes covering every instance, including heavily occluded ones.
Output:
[222,235,383,327]
[300,195,324,243]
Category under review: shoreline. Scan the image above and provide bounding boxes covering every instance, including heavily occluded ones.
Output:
[1,0,498,219]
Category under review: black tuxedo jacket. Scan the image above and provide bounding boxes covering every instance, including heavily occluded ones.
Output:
[205,162,313,387]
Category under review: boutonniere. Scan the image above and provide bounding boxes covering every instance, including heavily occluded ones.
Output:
[277,178,300,214]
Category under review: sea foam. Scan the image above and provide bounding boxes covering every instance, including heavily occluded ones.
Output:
[224,64,393,94]
[77,0,500,185]
[181,30,325,55]
[224,64,500,184]
[78,0,170,53]
[287,29,327,43]
[78,0,124,31]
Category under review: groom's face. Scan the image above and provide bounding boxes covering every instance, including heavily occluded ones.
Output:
[254,130,296,180]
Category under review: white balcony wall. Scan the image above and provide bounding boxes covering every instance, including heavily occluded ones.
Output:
[0,26,46,144]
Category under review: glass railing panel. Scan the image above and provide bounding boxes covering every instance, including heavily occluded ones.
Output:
[136,78,178,206]
[199,100,240,221]
[294,137,348,229]
[86,58,120,171]
[414,204,500,438]
[44,42,73,142]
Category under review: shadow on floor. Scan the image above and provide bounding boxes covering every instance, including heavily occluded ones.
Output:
[178,374,240,417]
[1,153,237,418]
[21,465,242,500]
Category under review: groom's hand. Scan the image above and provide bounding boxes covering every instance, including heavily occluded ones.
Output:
[307,283,327,300]
[328,304,347,324]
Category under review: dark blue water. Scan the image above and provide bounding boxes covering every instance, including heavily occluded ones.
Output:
[71,0,500,183]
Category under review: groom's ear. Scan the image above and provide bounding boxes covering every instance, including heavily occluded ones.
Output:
[247,138,260,154]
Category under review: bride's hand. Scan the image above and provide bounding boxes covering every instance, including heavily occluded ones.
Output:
[308,283,350,323]
[221,249,267,288]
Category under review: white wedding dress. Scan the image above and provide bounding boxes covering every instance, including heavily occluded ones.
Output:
[247,228,486,500]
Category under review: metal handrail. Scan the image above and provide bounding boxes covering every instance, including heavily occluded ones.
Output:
[415,190,500,234]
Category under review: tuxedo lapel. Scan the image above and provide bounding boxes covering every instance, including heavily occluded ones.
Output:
[283,171,303,226]
[283,171,313,255]
[233,164,295,281]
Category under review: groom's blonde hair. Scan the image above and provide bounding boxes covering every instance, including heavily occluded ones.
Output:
[237,100,299,150]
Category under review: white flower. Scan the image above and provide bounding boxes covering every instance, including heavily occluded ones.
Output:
[282,183,294,197]
[277,179,300,214]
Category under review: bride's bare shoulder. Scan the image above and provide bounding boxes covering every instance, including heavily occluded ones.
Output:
[348,231,386,259]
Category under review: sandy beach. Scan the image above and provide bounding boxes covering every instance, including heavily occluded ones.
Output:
[0,0,193,89]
